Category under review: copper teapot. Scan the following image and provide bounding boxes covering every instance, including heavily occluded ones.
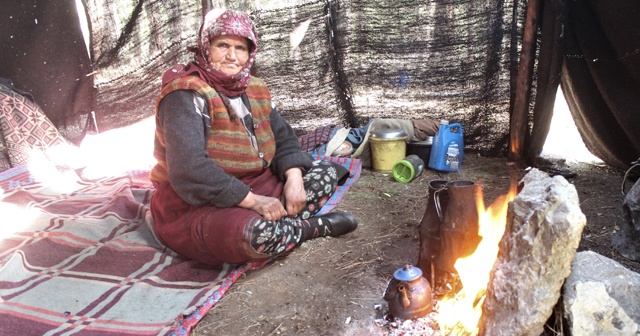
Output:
[383,264,433,319]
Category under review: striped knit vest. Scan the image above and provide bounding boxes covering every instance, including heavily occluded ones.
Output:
[150,76,276,184]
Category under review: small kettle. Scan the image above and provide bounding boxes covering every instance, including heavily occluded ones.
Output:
[383,264,433,319]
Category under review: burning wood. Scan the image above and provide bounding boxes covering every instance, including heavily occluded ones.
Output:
[436,179,517,334]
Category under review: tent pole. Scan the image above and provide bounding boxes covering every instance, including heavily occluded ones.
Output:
[202,0,211,17]
[509,0,541,161]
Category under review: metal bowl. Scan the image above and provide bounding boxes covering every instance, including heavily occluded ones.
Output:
[370,128,408,139]
[408,136,434,146]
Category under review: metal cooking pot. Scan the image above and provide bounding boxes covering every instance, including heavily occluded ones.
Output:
[370,128,408,139]
[383,264,433,319]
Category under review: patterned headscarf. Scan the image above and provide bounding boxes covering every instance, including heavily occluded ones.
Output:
[162,9,258,97]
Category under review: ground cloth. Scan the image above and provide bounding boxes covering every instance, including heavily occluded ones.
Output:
[0,155,361,335]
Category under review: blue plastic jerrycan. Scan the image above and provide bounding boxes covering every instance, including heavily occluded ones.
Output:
[428,120,464,172]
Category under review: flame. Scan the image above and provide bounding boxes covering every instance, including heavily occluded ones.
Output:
[437,180,518,335]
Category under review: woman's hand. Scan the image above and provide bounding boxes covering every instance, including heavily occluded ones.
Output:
[238,192,287,221]
[283,168,307,217]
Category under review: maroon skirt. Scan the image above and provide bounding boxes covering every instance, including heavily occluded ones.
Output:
[150,168,283,265]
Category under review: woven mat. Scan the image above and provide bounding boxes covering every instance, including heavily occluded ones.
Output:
[0,156,360,335]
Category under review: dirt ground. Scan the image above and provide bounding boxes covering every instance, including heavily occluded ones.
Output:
[192,154,639,336]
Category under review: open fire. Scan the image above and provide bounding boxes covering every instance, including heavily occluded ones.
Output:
[384,171,585,335]
[436,181,518,335]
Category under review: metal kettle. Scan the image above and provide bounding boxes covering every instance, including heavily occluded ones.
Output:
[383,264,433,319]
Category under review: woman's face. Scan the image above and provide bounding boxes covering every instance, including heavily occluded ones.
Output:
[209,35,250,76]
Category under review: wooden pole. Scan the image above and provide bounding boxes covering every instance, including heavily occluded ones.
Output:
[201,0,211,18]
[508,0,541,161]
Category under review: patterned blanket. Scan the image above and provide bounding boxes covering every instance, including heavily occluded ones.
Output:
[0,156,361,335]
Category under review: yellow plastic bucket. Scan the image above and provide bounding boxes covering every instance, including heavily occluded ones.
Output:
[369,130,408,172]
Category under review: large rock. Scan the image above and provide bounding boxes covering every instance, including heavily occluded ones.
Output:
[479,168,586,336]
[613,178,640,262]
[564,251,640,335]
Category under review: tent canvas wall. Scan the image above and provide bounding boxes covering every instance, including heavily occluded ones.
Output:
[1,0,639,169]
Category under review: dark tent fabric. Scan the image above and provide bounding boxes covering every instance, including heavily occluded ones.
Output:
[3,0,524,156]
[1,0,639,168]
[85,1,201,132]
[561,0,640,169]
[526,0,565,165]
[528,0,640,169]
[0,1,94,144]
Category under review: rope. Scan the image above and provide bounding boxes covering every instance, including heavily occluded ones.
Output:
[621,159,640,195]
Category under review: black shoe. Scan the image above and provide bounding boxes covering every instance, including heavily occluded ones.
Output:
[315,211,358,237]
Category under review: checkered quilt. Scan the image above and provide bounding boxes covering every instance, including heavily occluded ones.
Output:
[0,155,360,335]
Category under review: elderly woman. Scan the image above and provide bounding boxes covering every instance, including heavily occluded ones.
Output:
[149,9,358,265]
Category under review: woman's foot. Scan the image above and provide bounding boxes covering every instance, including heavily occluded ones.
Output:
[301,211,358,240]
[317,211,358,237]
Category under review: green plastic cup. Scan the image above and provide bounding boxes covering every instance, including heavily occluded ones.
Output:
[392,155,424,183]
